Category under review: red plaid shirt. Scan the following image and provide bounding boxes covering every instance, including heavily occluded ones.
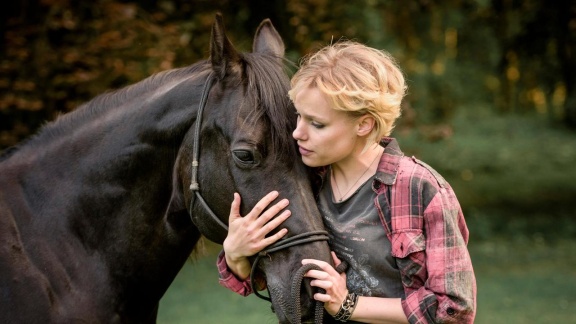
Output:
[217,137,476,324]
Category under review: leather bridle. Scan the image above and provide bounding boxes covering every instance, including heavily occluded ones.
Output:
[188,72,228,231]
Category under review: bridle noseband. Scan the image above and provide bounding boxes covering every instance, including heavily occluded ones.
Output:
[188,71,332,324]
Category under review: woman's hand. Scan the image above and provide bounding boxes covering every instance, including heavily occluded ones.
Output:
[223,191,292,279]
[302,252,348,315]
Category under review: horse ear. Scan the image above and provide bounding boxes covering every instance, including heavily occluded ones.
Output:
[210,13,241,79]
[252,19,285,59]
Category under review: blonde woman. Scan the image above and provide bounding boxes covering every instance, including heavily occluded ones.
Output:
[218,41,476,323]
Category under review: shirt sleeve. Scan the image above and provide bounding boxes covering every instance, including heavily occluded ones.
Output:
[216,249,254,296]
[398,184,477,324]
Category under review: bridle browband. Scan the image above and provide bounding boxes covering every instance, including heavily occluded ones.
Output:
[188,71,331,324]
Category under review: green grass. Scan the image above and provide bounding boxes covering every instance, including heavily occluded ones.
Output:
[157,238,576,324]
[471,238,576,324]
[158,241,275,324]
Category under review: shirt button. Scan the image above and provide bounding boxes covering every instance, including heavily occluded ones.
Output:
[446,307,455,316]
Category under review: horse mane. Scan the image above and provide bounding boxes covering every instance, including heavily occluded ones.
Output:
[242,52,297,163]
[0,62,210,161]
[77,63,209,116]
[1,54,296,164]
[41,62,210,138]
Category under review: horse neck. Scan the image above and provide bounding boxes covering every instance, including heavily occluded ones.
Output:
[4,68,209,245]
[0,68,213,319]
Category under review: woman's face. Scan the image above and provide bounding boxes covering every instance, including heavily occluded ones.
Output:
[292,87,362,167]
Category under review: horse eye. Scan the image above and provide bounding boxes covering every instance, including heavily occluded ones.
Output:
[232,149,259,166]
[234,150,253,162]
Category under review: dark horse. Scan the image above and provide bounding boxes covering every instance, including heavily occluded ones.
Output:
[0,15,331,323]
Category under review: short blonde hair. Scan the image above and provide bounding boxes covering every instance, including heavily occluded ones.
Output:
[288,41,406,143]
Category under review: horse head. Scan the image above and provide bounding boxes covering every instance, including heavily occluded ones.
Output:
[172,14,333,323]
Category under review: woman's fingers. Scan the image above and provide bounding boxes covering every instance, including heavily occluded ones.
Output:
[228,192,242,223]
[225,191,292,255]
[310,279,334,290]
[313,292,332,303]
[229,190,291,226]
[302,257,349,314]
[260,226,289,247]
[245,191,280,220]
[258,200,290,228]
[331,251,341,267]
[250,203,291,248]
[302,259,338,276]
[303,269,331,280]
[241,191,291,233]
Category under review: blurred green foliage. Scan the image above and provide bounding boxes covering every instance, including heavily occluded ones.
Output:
[1,0,575,148]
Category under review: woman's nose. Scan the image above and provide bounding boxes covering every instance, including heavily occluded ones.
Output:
[292,121,305,141]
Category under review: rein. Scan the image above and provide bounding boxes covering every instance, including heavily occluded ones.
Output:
[188,72,332,323]
[289,261,349,324]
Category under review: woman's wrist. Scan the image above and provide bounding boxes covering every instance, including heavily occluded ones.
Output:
[332,291,359,322]
[224,253,251,280]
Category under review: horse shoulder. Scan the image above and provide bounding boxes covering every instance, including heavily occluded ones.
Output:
[0,188,55,321]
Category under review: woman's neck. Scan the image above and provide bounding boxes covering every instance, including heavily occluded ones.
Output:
[330,143,384,202]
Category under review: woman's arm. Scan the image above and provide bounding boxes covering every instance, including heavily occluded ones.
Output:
[398,187,476,324]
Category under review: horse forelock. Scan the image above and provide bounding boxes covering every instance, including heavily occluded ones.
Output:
[242,53,297,163]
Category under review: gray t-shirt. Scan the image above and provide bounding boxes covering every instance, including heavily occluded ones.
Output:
[318,172,405,299]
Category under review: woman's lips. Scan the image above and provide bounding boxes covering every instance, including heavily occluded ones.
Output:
[298,146,312,156]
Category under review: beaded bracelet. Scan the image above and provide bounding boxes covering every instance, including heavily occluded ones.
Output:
[333,292,359,322]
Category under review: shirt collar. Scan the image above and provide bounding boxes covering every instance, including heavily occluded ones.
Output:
[375,137,404,186]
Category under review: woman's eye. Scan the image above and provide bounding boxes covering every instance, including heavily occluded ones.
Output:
[312,122,324,129]
[295,111,323,129]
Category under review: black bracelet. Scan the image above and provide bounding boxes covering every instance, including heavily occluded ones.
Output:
[333,292,359,322]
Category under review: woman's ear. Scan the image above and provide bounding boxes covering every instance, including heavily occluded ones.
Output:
[357,115,376,137]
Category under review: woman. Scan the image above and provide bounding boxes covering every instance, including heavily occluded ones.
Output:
[217,41,476,323]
